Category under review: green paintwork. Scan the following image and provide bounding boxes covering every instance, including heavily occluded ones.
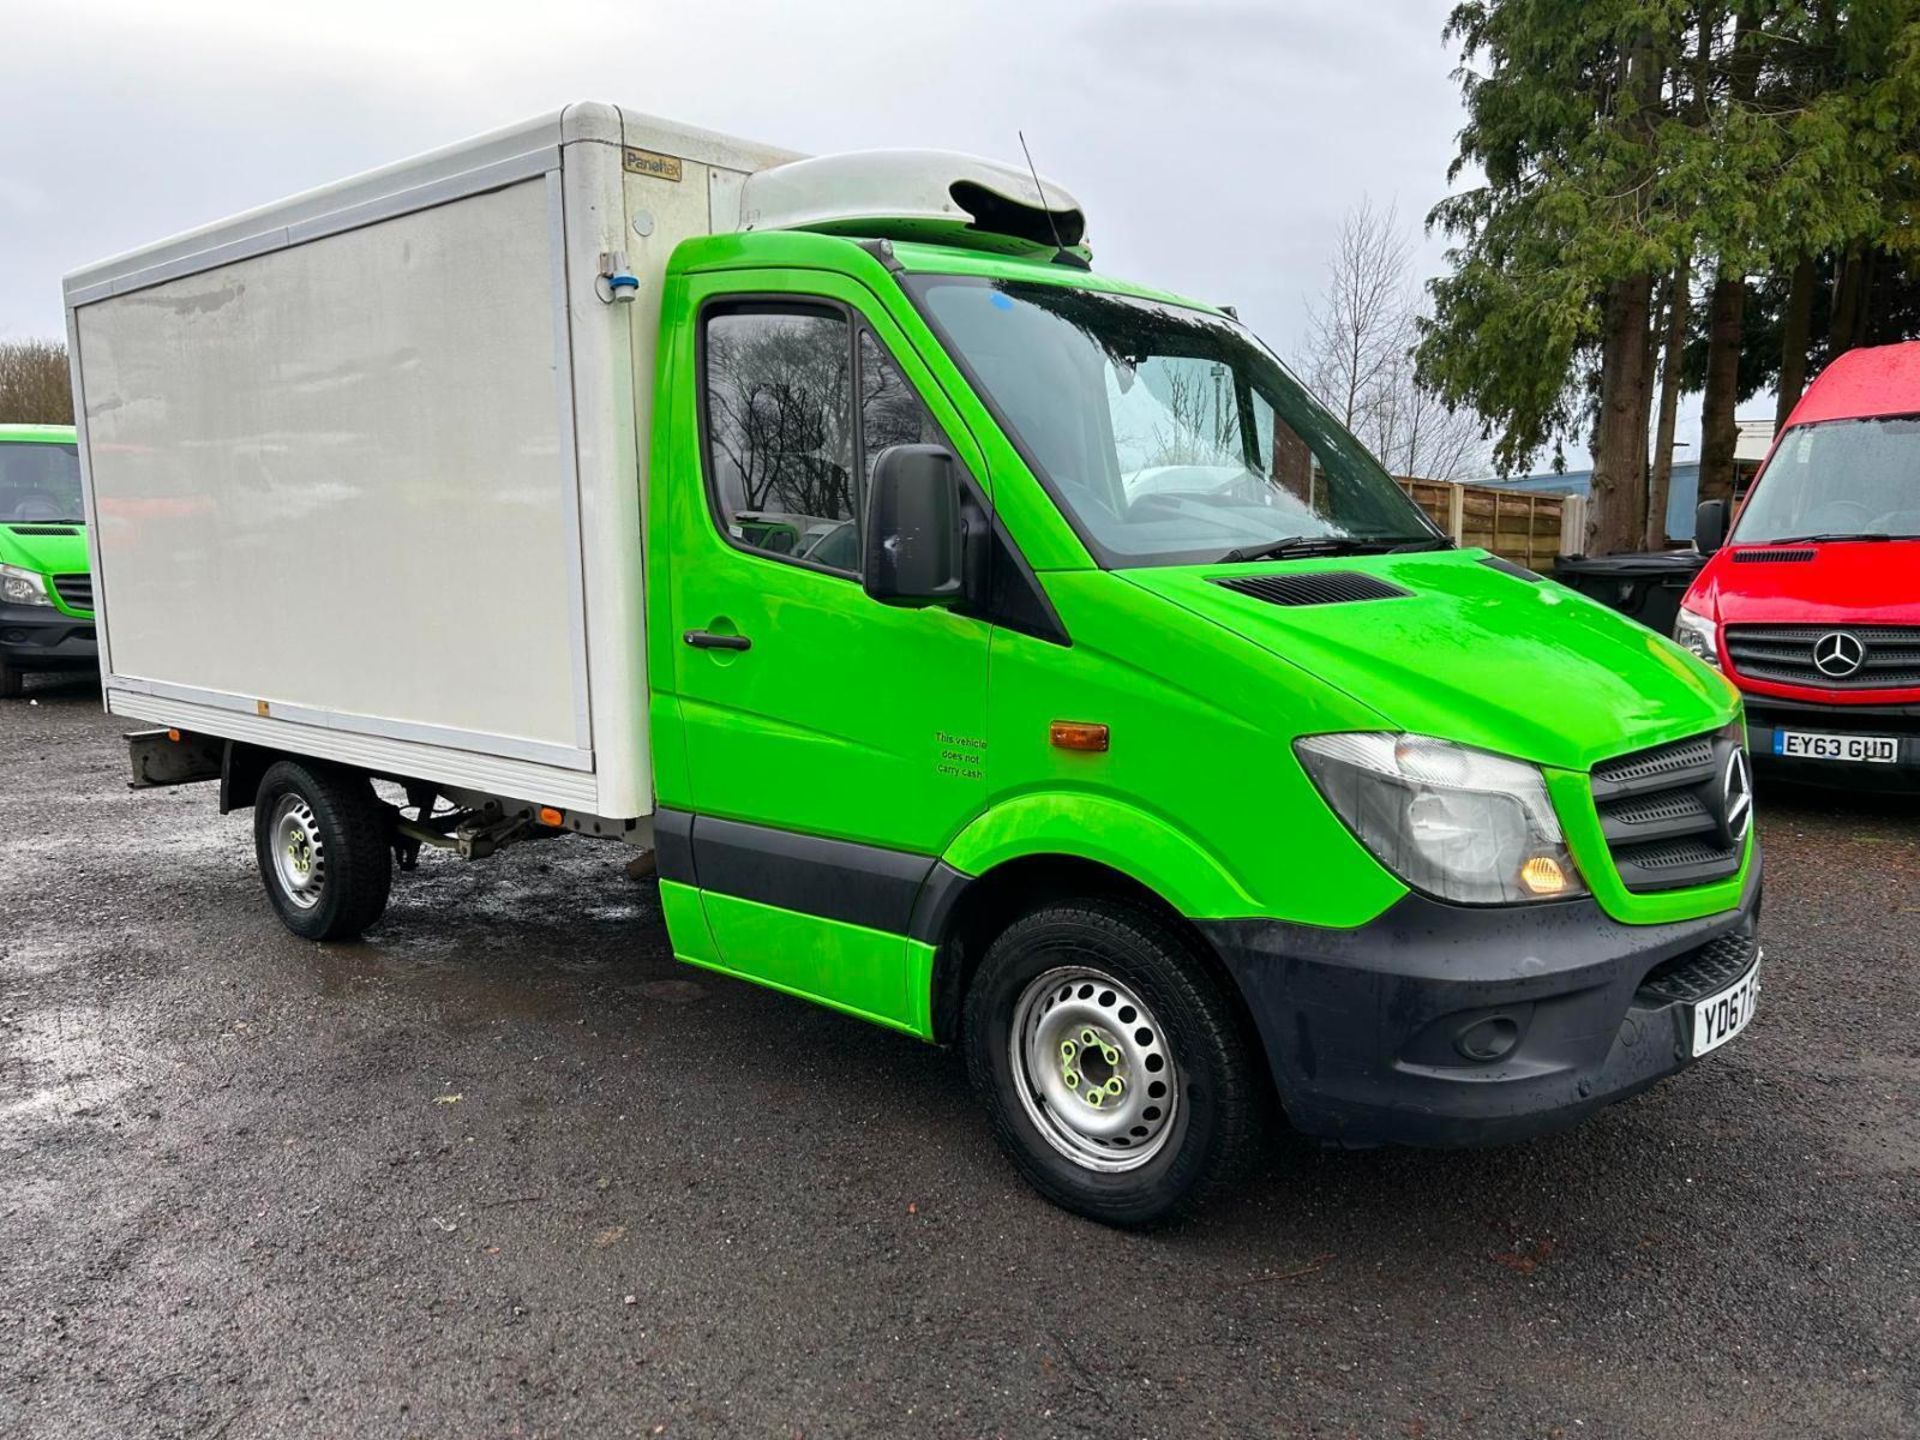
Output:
[657,879,720,964]
[1121,551,1739,773]
[677,888,938,1039]
[641,229,1751,1032]
[945,566,1403,928]
[0,425,90,618]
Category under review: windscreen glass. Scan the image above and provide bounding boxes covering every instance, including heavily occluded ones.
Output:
[911,277,1438,567]
[1734,417,1920,542]
[0,442,83,524]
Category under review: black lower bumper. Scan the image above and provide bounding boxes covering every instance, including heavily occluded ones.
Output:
[0,604,97,672]
[1199,859,1763,1149]
[1745,700,1920,790]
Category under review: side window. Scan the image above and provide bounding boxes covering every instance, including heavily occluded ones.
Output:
[703,305,856,568]
[859,329,940,478]
[702,302,949,577]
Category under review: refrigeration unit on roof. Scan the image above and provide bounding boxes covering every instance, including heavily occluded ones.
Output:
[739,149,1090,256]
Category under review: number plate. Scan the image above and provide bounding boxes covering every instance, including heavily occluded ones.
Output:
[1692,960,1761,1058]
[1772,730,1899,763]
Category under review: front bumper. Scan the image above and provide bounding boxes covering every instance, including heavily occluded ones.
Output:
[1745,699,1920,789]
[0,603,98,671]
[1199,857,1762,1148]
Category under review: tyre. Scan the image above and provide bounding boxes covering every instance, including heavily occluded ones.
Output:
[253,759,393,941]
[963,899,1263,1227]
[0,661,22,699]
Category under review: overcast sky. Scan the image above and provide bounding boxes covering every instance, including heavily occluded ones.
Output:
[7,0,1664,473]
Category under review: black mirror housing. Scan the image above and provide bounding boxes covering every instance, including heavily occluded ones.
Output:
[865,445,966,603]
[1694,499,1728,556]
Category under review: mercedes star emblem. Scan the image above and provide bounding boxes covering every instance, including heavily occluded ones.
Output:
[1722,748,1754,845]
[1811,630,1866,679]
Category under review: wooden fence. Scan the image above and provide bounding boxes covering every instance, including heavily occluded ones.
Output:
[1396,478,1586,573]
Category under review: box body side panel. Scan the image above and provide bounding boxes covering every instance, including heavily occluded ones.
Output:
[75,177,591,763]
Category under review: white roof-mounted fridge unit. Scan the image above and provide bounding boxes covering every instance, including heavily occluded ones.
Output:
[740,149,1090,257]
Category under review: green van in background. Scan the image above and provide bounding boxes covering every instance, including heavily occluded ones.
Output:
[0,423,96,697]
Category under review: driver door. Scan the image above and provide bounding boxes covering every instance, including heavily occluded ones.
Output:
[659,269,992,1030]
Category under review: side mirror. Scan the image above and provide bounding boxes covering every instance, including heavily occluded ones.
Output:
[1694,499,1728,556]
[865,444,966,604]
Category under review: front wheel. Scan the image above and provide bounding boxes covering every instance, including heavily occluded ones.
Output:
[964,899,1263,1227]
[253,759,392,941]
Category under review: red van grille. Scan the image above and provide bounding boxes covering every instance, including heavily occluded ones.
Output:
[1724,624,1920,690]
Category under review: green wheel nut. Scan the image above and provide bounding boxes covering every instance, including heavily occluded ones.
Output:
[1081,1028,1097,1046]
[1064,1070,1079,1088]
[1105,1076,1124,1096]
[1086,1090,1103,1108]
[1101,1047,1119,1067]
[1060,1039,1076,1060]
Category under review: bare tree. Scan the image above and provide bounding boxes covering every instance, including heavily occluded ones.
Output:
[0,339,73,425]
[705,316,854,524]
[1306,197,1408,433]
[1301,200,1484,482]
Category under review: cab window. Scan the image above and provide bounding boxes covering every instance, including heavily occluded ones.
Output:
[701,303,944,576]
[702,304,857,572]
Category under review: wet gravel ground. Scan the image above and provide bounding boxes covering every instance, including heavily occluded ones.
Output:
[2,674,1916,1440]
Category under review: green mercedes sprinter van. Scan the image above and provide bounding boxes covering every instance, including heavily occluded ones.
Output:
[0,423,95,697]
[71,115,1761,1225]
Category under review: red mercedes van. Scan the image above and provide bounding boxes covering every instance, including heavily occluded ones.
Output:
[1677,341,1920,786]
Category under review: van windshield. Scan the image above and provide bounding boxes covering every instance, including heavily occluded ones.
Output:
[909,277,1441,568]
[1735,416,1920,542]
[0,442,84,524]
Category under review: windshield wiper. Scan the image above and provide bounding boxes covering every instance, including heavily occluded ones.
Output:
[1216,534,1446,564]
[1217,535,1350,564]
[1768,532,1896,544]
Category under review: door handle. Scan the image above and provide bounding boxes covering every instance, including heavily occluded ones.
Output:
[684,629,751,652]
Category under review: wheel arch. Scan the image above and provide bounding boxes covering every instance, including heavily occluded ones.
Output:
[920,795,1263,1047]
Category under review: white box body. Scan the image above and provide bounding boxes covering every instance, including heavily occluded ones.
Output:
[64,104,797,821]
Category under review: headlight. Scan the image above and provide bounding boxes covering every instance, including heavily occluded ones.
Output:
[0,564,53,607]
[1295,733,1587,905]
[1674,604,1719,667]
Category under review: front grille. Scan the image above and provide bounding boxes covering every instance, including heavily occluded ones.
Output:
[1591,730,1744,892]
[1638,931,1758,1006]
[1724,624,1920,690]
[51,573,93,613]
[1211,571,1413,608]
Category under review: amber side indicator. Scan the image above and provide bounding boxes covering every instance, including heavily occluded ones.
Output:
[1050,721,1110,753]
[537,806,565,828]
[167,728,181,742]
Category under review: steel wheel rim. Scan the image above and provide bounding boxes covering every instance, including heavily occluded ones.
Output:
[1010,965,1178,1173]
[271,794,326,910]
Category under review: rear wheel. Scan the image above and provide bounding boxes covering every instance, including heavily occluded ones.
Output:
[253,759,392,941]
[964,899,1262,1227]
